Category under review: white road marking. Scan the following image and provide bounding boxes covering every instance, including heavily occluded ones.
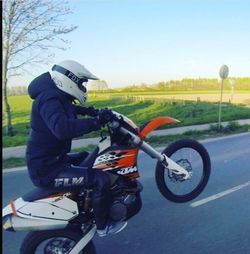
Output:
[190,180,250,207]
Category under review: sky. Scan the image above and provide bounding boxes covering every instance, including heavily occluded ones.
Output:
[9,0,250,88]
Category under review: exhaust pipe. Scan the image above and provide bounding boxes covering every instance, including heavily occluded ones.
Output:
[3,215,68,232]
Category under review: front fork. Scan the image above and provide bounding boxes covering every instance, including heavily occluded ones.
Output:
[120,127,192,180]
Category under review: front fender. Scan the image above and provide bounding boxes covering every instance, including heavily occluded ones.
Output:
[139,117,180,139]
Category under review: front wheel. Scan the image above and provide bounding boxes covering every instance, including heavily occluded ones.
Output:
[20,229,96,254]
[155,139,211,203]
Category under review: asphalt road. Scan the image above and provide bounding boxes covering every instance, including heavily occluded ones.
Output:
[2,133,250,254]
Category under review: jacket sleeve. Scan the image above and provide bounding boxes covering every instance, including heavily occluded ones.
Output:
[73,105,88,115]
[39,98,101,140]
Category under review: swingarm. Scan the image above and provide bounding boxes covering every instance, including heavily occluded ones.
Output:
[68,225,96,254]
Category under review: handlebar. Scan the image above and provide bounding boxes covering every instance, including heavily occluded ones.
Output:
[97,108,122,129]
[96,109,167,164]
[97,109,138,136]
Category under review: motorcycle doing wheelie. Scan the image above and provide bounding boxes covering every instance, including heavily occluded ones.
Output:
[2,110,211,254]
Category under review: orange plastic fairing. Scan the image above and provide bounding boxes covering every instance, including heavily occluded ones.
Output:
[94,149,138,170]
[139,117,179,139]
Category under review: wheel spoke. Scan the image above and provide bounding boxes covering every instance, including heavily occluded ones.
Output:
[155,139,211,203]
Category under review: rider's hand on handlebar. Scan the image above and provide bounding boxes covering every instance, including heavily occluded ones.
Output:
[85,106,99,117]
[98,108,115,126]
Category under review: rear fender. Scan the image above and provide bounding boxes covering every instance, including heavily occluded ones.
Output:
[3,196,78,220]
[3,204,13,218]
[2,198,30,231]
[2,198,28,218]
[139,117,180,139]
[3,215,68,231]
[3,196,78,232]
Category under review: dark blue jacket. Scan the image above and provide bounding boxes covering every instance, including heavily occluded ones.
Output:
[26,72,100,187]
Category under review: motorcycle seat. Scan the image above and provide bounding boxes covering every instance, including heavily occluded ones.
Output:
[22,188,71,202]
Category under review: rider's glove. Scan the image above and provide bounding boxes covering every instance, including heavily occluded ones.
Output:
[85,106,99,117]
[75,106,99,117]
[98,108,115,126]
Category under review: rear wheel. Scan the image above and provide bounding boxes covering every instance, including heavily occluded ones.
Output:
[155,139,211,203]
[20,229,96,254]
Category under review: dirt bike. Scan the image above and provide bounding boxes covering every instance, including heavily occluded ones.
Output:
[2,110,211,254]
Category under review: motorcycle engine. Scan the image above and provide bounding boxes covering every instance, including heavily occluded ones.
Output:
[110,194,136,221]
[109,180,143,221]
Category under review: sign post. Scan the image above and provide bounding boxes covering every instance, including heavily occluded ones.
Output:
[218,65,229,129]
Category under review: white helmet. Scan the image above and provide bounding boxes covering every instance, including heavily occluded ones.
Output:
[50,60,99,105]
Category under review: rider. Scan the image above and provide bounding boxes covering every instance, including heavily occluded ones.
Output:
[25,60,127,236]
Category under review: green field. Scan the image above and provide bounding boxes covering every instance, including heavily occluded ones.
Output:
[2,91,250,147]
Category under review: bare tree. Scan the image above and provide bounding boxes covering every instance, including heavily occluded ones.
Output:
[2,0,77,136]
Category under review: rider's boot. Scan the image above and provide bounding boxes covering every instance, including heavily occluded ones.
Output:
[92,193,127,237]
[97,220,127,237]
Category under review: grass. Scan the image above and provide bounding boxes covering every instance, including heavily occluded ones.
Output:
[3,157,26,169]
[3,122,249,169]
[146,122,250,147]
[2,144,96,169]
[90,89,250,96]
[2,93,250,147]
